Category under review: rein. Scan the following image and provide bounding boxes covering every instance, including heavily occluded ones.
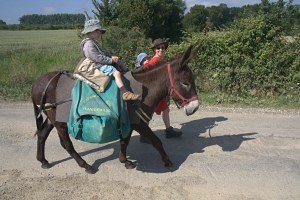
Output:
[167,64,198,108]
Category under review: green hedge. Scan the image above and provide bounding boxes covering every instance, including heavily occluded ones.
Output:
[167,16,300,98]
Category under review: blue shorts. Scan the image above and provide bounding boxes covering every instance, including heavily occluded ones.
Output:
[98,65,117,76]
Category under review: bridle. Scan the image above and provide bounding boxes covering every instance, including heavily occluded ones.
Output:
[167,64,198,108]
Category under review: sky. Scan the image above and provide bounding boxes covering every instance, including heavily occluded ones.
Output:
[0,0,299,24]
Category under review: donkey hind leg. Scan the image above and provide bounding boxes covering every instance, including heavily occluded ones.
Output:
[36,119,54,169]
[55,122,97,174]
[136,125,173,167]
[119,130,136,169]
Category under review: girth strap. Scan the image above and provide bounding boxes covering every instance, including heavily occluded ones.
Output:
[132,102,152,124]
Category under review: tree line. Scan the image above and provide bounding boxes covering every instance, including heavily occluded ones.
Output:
[0,13,85,30]
[19,13,85,24]
[183,0,300,34]
[0,13,85,26]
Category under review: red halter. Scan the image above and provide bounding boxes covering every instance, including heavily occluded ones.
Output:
[167,64,198,108]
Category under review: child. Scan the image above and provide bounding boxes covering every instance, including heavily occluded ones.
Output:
[135,52,149,69]
[81,19,140,101]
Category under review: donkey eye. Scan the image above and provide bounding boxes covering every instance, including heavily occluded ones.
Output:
[180,82,190,88]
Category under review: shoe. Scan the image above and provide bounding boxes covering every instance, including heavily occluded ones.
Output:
[165,126,182,138]
[122,91,140,101]
[139,136,151,144]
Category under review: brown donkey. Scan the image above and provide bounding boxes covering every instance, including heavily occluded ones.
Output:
[31,45,200,174]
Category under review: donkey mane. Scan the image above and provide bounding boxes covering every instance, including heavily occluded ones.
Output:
[133,60,165,74]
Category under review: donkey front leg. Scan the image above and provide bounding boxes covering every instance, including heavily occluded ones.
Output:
[134,125,173,167]
[119,130,136,169]
[55,122,97,174]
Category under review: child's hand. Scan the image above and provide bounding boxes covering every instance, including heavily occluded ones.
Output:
[111,56,119,64]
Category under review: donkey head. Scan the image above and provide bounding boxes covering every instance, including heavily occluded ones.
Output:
[169,45,200,116]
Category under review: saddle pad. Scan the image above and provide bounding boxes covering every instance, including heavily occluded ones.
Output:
[56,73,74,122]
[123,71,143,98]
[123,72,143,124]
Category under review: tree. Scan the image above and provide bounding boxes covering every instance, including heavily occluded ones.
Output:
[91,0,186,42]
[183,3,236,33]
[143,0,186,42]
[182,5,208,33]
[207,3,234,30]
[115,0,152,35]
[238,0,300,35]
[0,19,6,25]
[259,0,300,34]
[90,0,118,26]
[19,14,85,24]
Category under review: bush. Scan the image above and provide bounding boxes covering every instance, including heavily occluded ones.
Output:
[98,26,152,69]
[167,16,300,97]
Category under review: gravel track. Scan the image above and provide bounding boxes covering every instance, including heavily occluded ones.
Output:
[0,102,299,200]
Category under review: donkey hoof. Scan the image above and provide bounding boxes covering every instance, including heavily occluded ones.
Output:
[164,160,173,167]
[41,162,52,169]
[125,161,136,169]
[85,166,97,174]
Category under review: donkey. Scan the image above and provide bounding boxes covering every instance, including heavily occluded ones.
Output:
[31,45,200,174]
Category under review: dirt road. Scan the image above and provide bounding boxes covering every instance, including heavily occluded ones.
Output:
[0,102,299,200]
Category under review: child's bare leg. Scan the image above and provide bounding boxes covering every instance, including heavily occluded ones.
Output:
[113,71,140,101]
[113,71,124,88]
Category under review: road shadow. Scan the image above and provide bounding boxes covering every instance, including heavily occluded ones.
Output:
[50,116,257,173]
[49,141,119,170]
[126,116,257,173]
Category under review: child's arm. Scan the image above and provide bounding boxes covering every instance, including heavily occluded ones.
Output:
[83,40,112,65]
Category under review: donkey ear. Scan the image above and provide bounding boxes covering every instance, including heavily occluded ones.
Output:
[180,45,201,68]
[180,45,193,67]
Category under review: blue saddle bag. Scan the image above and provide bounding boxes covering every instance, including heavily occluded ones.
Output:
[68,79,131,143]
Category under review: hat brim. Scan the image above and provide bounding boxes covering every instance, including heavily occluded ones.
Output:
[150,41,168,49]
[81,27,106,35]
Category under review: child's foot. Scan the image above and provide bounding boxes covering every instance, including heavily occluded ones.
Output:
[123,91,140,101]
